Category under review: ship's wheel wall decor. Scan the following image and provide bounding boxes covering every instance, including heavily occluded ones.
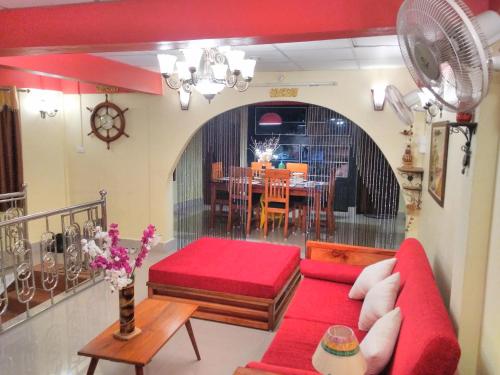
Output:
[87,94,129,150]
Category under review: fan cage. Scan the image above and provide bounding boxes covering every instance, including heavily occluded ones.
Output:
[397,0,492,112]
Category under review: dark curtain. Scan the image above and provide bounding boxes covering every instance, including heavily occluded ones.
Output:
[0,92,24,194]
[202,108,242,204]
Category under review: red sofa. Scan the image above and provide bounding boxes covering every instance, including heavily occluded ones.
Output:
[246,238,460,375]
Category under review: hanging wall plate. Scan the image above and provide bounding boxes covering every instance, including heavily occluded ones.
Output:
[87,94,129,150]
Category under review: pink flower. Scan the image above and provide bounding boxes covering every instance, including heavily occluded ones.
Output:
[108,223,120,247]
[90,255,110,270]
[86,223,156,286]
[135,225,156,269]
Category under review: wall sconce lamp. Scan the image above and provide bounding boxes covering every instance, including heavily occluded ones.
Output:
[178,89,191,110]
[39,98,58,119]
[371,86,386,111]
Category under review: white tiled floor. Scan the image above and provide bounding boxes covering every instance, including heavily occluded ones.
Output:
[0,247,275,375]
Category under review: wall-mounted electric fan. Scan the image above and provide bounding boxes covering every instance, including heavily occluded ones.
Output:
[385,85,420,126]
[386,85,442,126]
[397,0,500,112]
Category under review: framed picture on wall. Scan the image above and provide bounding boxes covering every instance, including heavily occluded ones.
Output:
[428,121,449,207]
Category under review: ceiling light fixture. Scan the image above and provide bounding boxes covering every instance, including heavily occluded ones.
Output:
[158,47,256,105]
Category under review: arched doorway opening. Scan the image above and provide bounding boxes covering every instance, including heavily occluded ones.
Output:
[173,102,405,249]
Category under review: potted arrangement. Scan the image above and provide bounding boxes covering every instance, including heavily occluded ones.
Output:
[82,223,159,340]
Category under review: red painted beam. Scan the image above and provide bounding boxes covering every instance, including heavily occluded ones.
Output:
[0,0,493,56]
[0,69,134,94]
[0,54,162,95]
[0,0,402,56]
[0,69,66,92]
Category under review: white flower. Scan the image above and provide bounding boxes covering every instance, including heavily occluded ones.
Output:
[94,229,111,250]
[105,269,132,292]
[82,239,104,258]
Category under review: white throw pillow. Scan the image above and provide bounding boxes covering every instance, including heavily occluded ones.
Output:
[358,272,400,331]
[349,258,397,300]
[360,307,403,375]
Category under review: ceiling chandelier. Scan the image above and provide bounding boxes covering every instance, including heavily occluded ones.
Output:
[157,47,257,105]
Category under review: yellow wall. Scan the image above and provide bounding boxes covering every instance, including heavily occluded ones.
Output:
[20,90,68,212]
[61,69,418,242]
[19,90,69,238]
[477,75,500,375]
[417,110,472,312]
[418,75,500,374]
[478,144,500,375]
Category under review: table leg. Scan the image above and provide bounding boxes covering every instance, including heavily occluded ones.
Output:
[185,319,201,360]
[315,190,321,240]
[135,365,144,375]
[86,358,99,375]
[210,182,216,228]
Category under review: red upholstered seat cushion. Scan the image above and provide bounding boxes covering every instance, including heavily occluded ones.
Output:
[388,238,460,375]
[300,259,363,284]
[262,318,366,372]
[247,361,319,375]
[148,237,300,299]
[284,277,364,328]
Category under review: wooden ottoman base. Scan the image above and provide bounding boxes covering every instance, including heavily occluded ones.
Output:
[147,266,301,331]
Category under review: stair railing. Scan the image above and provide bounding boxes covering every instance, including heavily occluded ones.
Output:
[0,190,107,332]
[0,184,28,321]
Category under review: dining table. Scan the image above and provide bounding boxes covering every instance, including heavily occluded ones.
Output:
[210,177,327,239]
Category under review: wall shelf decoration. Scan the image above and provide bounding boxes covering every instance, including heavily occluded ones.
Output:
[397,166,424,211]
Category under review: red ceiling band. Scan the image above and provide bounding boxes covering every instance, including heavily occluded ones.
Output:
[0,54,162,94]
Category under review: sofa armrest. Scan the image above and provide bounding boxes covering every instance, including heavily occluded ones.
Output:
[246,362,318,375]
[300,259,363,284]
[306,240,395,266]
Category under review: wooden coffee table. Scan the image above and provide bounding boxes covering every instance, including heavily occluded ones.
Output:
[78,298,200,375]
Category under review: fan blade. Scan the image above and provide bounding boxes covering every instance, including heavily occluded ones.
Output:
[385,85,415,126]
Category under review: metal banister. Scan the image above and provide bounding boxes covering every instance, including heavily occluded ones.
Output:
[0,190,107,228]
[0,189,107,333]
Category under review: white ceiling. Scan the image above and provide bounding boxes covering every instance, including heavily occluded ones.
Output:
[0,0,110,8]
[93,36,405,73]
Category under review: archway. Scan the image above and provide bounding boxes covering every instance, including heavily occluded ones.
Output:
[173,101,405,249]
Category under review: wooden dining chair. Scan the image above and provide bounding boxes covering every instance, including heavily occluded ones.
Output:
[227,167,256,235]
[251,161,272,176]
[286,162,308,231]
[251,161,272,170]
[316,168,337,236]
[263,169,291,238]
[211,161,229,221]
[286,162,308,179]
[211,161,224,181]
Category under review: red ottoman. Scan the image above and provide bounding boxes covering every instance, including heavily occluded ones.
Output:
[148,237,301,330]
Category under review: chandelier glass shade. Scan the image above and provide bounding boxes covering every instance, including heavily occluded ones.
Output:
[158,47,257,103]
